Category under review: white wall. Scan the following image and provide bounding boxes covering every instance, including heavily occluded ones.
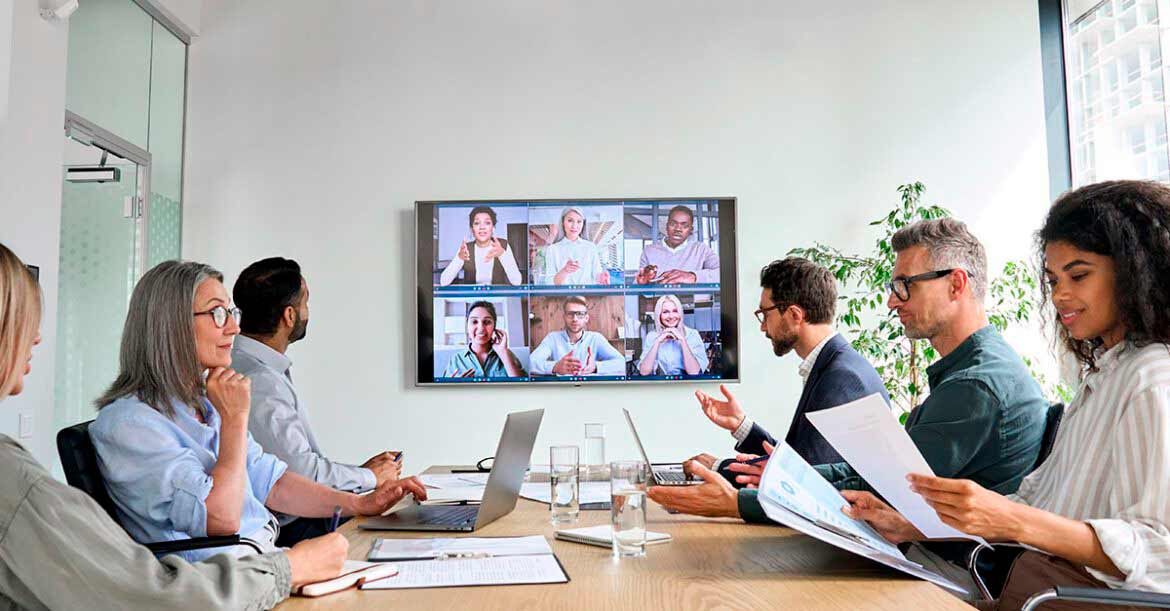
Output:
[1,0,13,124]
[0,0,69,468]
[144,0,201,37]
[185,0,1054,471]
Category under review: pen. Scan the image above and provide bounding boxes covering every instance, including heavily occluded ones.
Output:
[394,451,404,464]
[330,505,341,533]
[738,454,770,466]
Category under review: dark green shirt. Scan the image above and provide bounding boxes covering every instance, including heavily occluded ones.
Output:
[740,325,1047,524]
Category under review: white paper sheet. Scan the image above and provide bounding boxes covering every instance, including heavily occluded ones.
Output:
[418,486,485,504]
[419,473,490,489]
[554,525,671,546]
[519,481,611,505]
[805,393,988,545]
[369,535,552,561]
[755,451,968,594]
[359,555,568,589]
[754,441,903,558]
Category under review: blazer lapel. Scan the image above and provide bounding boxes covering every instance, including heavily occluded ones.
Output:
[784,335,847,442]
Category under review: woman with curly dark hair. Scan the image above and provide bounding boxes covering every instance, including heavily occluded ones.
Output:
[837,180,1170,609]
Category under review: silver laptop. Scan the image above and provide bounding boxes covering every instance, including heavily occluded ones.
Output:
[623,408,701,486]
[359,408,544,532]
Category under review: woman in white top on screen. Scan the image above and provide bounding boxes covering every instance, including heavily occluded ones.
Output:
[638,294,708,376]
[837,180,1170,609]
[539,206,608,286]
[439,206,522,286]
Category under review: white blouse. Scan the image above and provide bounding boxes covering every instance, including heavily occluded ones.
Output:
[1010,341,1170,592]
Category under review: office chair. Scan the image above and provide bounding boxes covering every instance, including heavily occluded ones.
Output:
[966,403,1170,609]
[57,420,263,556]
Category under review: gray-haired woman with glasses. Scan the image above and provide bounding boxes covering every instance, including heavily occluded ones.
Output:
[90,260,427,564]
[0,245,348,609]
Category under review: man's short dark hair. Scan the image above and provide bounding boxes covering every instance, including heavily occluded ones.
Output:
[469,206,497,227]
[233,257,303,336]
[667,205,694,223]
[563,296,588,311]
[759,257,836,324]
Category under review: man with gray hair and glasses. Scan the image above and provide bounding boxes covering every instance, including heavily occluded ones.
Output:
[649,219,1048,595]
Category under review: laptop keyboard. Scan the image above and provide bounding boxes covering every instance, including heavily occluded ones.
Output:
[420,504,479,526]
[656,470,689,483]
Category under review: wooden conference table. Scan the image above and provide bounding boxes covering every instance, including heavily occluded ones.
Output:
[277,466,970,610]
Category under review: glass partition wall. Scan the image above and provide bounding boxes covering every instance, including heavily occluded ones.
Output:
[54,0,187,435]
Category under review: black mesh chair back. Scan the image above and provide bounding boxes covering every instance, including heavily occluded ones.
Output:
[56,420,121,522]
[1033,402,1065,471]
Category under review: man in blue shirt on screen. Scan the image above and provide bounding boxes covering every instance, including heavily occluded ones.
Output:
[529,296,625,376]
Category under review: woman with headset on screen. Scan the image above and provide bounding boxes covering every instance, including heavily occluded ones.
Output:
[442,301,527,378]
[638,294,708,376]
[539,206,609,285]
[439,206,523,286]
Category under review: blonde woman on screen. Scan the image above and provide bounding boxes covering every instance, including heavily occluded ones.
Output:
[638,294,708,376]
[540,206,608,285]
[0,243,347,609]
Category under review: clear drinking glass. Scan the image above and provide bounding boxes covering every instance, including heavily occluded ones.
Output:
[584,423,606,480]
[550,445,580,524]
[610,460,648,557]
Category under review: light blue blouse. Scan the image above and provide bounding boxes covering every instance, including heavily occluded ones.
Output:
[642,327,709,375]
[90,394,288,562]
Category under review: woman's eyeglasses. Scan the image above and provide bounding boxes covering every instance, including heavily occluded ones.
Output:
[194,305,242,328]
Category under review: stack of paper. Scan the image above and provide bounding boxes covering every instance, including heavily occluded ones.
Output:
[361,556,567,590]
[419,473,490,488]
[361,535,569,590]
[755,440,969,594]
[415,473,489,505]
[554,525,671,548]
[519,481,611,505]
[369,535,551,561]
[805,394,988,545]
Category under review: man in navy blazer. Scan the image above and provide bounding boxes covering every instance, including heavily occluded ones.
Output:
[684,257,889,486]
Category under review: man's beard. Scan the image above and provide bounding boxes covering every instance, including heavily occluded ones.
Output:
[901,317,940,341]
[770,331,798,357]
[289,311,308,344]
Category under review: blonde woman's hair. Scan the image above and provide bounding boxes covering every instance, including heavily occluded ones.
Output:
[96,260,223,417]
[653,294,685,334]
[0,243,42,399]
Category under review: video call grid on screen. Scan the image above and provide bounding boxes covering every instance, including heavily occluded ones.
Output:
[415,198,739,386]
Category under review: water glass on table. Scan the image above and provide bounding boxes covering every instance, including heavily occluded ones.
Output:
[584,423,606,480]
[610,460,648,557]
[550,445,580,524]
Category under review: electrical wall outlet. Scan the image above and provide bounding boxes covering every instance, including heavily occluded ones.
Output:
[18,414,32,439]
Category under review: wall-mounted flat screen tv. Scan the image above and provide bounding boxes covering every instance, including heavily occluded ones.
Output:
[415,198,739,386]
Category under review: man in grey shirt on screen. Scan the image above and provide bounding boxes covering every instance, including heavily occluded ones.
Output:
[231,257,403,546]
[634,204,720,285]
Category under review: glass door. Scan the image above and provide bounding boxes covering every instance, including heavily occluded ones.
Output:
[53,116,150,431]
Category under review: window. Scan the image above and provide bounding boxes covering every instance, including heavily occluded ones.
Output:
[1063,0,1170,187]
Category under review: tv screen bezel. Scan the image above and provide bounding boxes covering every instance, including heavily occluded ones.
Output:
[415,196,740,387]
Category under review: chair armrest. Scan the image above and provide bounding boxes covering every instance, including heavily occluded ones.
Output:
[969,542,1029,600]
[146,535,264,556]
[1055,586,1170,607]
